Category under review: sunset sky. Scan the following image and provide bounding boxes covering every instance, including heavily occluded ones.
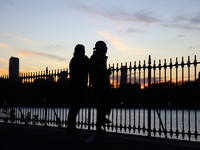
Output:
[0,0,200,75]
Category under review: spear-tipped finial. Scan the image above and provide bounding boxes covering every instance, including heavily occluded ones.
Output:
[46,67,48,74]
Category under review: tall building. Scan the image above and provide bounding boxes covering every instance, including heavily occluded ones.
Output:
[58,71,68,82]
[120,66,127,85]
[197,72,200,82]
[9,56,19,78]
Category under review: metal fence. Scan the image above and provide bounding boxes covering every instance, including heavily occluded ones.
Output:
[0,55,200,141]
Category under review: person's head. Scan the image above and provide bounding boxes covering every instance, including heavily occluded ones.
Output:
[93,41,107,55]
[74,44,85,57]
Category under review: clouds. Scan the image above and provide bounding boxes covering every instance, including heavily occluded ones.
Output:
[42,45,69,51]
[173,14,200,24]
[96,31,130,54]
[66,1,159,24]
[0,31,68,61]
[67,1,200,33]
[43,45,63,50]
[96,31,143,55]
[161,13,200,31]
[0,42,67,61]
[177,34,185,37]
[188,45,200,50]
[0,43,11,49]
[133,11,159,23]
[162,23,200,31]
[97,8,159,24]
[3,32,34,44]
[0,58,8,63]
[0,42,68,75]
[17,50,67,61]
[191,15,200,24]
[126,28,145,33]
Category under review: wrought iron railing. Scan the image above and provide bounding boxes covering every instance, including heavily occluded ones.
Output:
[0,55,200,141]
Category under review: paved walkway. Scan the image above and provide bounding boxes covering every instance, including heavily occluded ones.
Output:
[0,123,199,150]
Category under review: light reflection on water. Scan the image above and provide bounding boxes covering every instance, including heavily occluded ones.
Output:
[0,107,199,141]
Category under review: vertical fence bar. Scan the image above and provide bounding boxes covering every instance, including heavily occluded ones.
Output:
[153,60,156,136]
[138,61,141,133]
[116,63,119,132]
[111,63,115,131]
[125,62,127,132]
[88,72,92,131]
[44,69,47,127]
[119,63,122,131]
[175,57,179,138]
[194,55,198,140]
[128,62,132,132]
[169,58,173,137]
[143,60,146,134]
[187,56,191,141]
[181,57,185,139]
[133,61,136,133]
[148,55,151,138]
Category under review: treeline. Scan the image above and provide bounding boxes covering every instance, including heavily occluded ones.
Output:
[0,79,71,108]
[0,78,200,109]
[115,81,200,109]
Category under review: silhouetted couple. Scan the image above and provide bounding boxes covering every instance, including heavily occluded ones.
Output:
[67,41,111,132]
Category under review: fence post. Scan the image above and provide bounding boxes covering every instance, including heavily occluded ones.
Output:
[148,55,152,138]
[44,99,47,127]
[44,68,48,127]
[88,79,91,131]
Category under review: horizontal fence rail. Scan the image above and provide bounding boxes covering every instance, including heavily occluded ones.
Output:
[0,55,200,141]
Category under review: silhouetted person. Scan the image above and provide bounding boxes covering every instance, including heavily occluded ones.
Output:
[67,44,89,130]
[90,41,112,132]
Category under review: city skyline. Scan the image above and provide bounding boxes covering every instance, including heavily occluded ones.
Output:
[0,0,200,75]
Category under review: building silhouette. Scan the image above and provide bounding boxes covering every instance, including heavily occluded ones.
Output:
[58,71,68,82]
[9,57,19,78]
[196,72,200,82]
[120,66,127,85]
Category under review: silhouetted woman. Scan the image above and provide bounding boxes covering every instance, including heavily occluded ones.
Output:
[67,44,89,130]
